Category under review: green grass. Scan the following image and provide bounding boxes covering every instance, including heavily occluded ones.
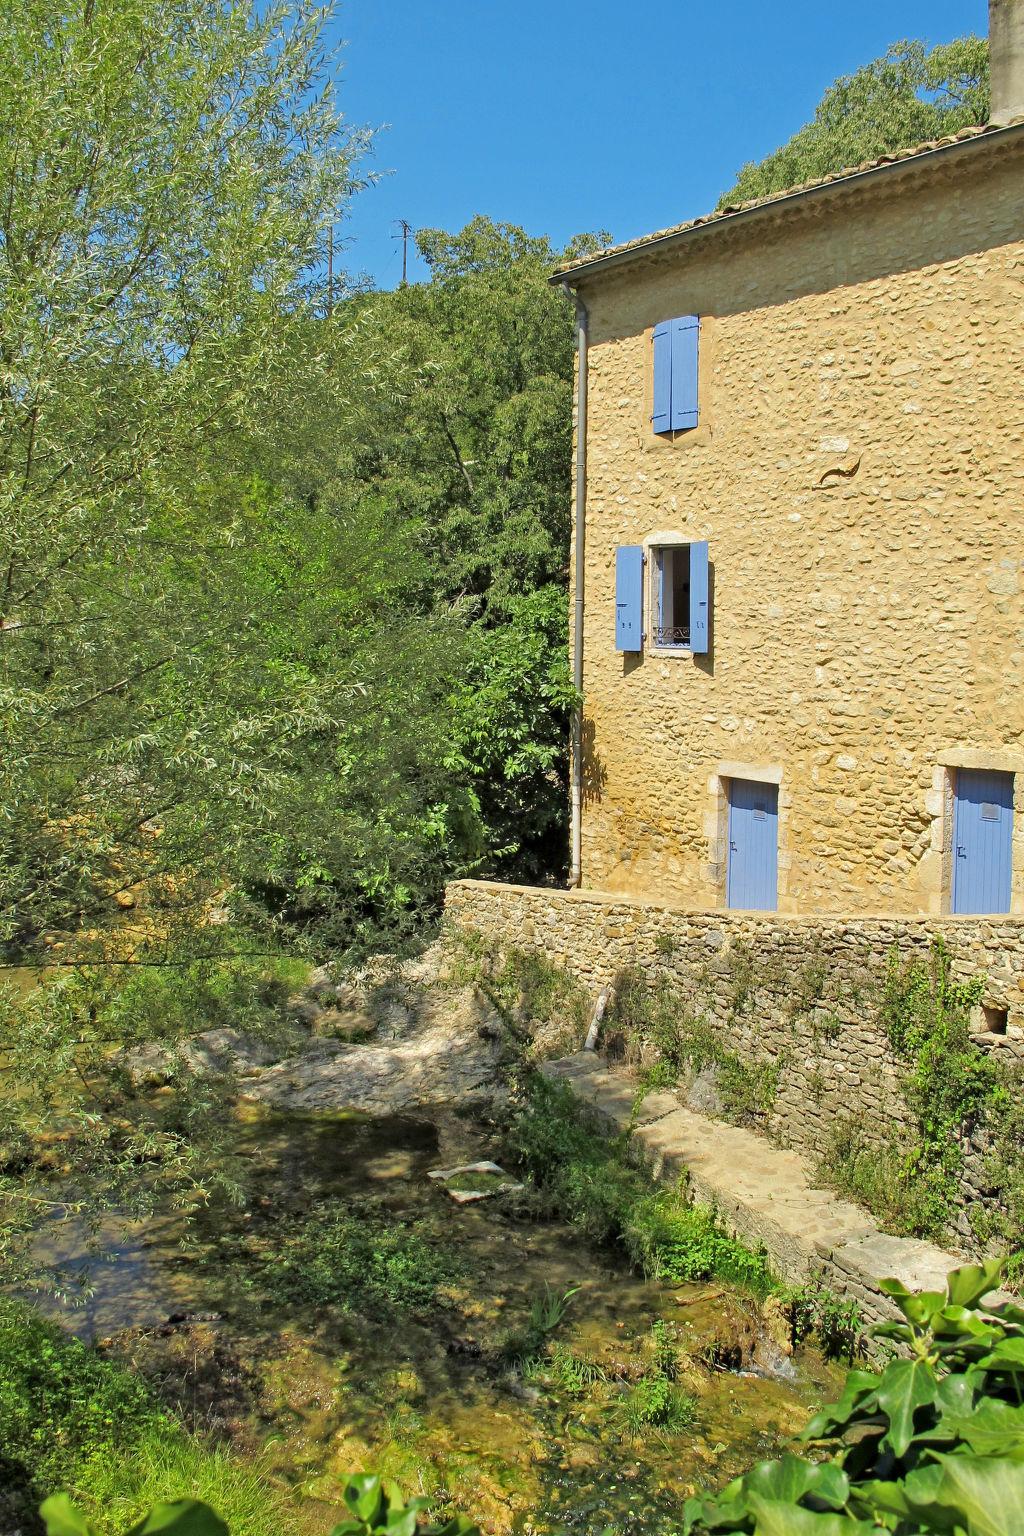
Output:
[619,1374,698,1435]
[503,1074,776,1297]
[0,1299,293,1536]
[75,1432,287,1533]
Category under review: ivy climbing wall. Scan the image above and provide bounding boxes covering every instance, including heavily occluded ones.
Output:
[445,878,1024,1249]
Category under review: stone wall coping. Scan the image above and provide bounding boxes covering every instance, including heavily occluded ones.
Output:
[447,878,1024,931]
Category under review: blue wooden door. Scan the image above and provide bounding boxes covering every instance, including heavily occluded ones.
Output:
[953,769,1014,914]
[727,780,778,911]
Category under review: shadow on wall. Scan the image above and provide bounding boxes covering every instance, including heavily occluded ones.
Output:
[582,716,607,807]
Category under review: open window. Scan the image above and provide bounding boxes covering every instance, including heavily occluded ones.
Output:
[654,546,692,648]
[614,540,710,655]
[652,540,709,653]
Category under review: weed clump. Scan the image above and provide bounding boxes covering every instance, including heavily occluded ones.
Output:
[503,1075,776,1297]
[442,933,588,1058]
[206,1196,462,1316]
[607,966,781,1129]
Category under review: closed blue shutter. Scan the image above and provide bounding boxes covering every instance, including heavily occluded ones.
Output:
[670,315,699,430]
[615,545,644,651]
[651,323,671,434]
[688,539,709,654]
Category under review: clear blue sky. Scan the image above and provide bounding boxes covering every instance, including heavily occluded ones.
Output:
[327,0,988,290]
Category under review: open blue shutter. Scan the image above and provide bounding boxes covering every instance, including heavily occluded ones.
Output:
[615,545,644,651]
[651,323,671,434]
[689,540,709,653]
[669,315,699,431]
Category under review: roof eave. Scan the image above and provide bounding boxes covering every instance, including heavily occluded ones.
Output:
[551,121,1024,288]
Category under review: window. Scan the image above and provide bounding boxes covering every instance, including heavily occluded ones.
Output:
[652,315,699,435]
[654,545,692,647]
[614,540,710,654]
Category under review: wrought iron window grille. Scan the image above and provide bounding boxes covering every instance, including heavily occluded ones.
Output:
[654,625,691,647]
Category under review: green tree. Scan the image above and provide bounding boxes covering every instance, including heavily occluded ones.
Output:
[0,0,482,1287]
[720,36,989,206]
[333,218,605,882]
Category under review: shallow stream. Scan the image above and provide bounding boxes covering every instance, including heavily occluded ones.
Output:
[40,1106,838,1535]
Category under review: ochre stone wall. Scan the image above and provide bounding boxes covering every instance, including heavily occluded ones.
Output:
[445,878,1024,1243]
[571,136,1024,914]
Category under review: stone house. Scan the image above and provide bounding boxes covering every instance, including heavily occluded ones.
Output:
[552,12,1024,918]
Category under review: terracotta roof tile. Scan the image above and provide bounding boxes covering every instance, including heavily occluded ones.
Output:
[554,124,1006,279]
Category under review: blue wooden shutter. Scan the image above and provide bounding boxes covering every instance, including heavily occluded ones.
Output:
[651,323,671,434]
[688,539,709,653]
[670,315,699,430]
[615,545,644,651]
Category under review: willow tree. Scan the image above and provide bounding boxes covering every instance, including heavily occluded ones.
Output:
[0,0,483,1286]
[720,36,989,206]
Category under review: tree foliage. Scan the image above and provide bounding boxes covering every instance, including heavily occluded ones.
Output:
[0,0,601,1289]
[0,0,488,1288]
[720,37,989,206]
[329,217,604,883]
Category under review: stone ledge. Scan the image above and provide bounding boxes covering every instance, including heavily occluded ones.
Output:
[448,878,1024,931]
[541,1052,971,1339]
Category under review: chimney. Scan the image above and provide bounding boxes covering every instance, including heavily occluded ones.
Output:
[990,0,1024,125]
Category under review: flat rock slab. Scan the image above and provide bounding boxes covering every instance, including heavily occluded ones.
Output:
[541,1054,969,1327]
[241,988,502,1115]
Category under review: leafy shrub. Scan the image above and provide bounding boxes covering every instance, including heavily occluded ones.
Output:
[788,1284,862,1364]
[0,1300,159,1516]
[623,1196,775,1297]
[684,1259,1024,1533]
[0,1301,286,1536]
[816,941,1005,1245]
[882,941,992,1167]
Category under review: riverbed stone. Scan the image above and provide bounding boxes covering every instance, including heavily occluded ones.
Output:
[240,978,502,1115]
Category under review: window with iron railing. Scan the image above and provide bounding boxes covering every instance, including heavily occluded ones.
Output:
[653,545,692,649]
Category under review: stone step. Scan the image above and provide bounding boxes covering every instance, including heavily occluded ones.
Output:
[541,1052,971,1334]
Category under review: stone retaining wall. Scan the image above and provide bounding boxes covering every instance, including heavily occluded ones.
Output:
[445,879,1024,1244]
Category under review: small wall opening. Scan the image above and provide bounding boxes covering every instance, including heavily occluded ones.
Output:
[982,1003,1009,1036]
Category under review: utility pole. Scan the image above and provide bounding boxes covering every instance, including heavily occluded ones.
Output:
[394,218,413,286]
